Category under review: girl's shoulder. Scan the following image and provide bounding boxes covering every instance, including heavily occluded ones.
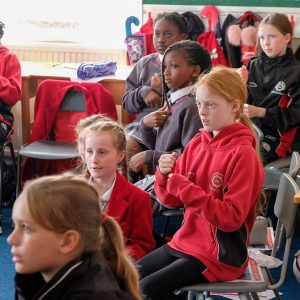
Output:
[247,55,261,69]
[130,53,160,77]
[127,179,151,198]
[116,172,150,199]
[135,52,159,66]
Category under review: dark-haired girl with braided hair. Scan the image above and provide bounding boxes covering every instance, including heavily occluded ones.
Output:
[138,40,211,172]
[0,21,21,142]
[122,12,189,181]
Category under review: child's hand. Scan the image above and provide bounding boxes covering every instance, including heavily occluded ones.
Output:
[151,73,162,92]
[243,104,266,119]
[143,104,170,128]
[158,152,177,175]
[236,65,248,84]
[129,151,146,173]
[144,90,163,108]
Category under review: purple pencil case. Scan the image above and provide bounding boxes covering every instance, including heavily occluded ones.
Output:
[77,61,117,80]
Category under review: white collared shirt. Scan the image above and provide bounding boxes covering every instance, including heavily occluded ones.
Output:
[167,85,194,108]
[100,176,116,212]
[90,176,116,212]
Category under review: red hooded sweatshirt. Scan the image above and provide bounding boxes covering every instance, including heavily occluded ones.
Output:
[155,123,264,282]
[0,44,21,124]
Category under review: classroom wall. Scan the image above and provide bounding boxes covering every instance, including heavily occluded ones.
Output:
[142,4,300,51]
[8,43,127,65]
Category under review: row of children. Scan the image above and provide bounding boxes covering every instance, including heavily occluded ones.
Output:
[123,11,300,176]
[8,64,263,299]
[4,11,300,300]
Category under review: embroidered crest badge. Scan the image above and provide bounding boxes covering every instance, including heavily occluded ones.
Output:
[210,172,224,192]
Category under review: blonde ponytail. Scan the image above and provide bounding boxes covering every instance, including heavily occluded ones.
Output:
[100,216,142,300]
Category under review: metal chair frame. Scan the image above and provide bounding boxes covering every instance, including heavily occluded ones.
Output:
[0,132,17,234]
[180,173,299,300]
[16,89,85,196]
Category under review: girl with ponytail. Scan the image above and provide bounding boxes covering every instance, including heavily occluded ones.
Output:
[138,66,264,300]
[8,174,142,300]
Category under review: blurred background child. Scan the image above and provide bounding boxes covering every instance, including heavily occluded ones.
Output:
[0,21,21,143]
[244,13,300,164]
[7,174,142,300]
[122,12,188,181]
[132,40,211,173]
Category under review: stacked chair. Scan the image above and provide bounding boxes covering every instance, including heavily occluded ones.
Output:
[16,79,117,196]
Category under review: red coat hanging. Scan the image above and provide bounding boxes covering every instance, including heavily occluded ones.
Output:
[198,5,228,66]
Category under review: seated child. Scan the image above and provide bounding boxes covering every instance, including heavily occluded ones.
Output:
[133,40,212,172]
[7,174,142,299]
[244,13,300,164]
[0,21,21,142]
[76,115,155,259]
[122,12,189,180]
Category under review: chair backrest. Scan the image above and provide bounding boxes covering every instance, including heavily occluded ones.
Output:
[253,123,263,144]
[60,90,85,112]
[53,89,88,143]
[270,173,299,289]
[273,173,299,243]
[288,151,300,180]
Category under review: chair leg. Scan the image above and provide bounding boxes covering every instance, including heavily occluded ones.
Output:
[0,144,4,234]
[249,292,260,300]
[196,291,205,300]
[16,153,22,197]
[239,293,253,300]
[7,141,17,179]
[0,140,17,234]
[187,291,194,300]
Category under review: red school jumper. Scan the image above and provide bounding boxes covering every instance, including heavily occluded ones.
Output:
[155,123,264,282]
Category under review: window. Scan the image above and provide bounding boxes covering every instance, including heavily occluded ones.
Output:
[0,0,140,49]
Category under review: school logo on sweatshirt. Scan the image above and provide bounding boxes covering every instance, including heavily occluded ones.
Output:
[272,81,286,95]
[210,172,224,192]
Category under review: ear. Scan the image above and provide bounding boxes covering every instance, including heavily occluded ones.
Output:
[232,99,241,113]
[181,33,188,39]
[285,33,292,45]
[59,229,81,255]
[191,65,201,77]
[118,150,126,163]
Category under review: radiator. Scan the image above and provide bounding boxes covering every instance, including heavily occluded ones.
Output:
[9,44,127,65]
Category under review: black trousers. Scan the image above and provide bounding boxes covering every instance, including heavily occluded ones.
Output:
[137,245,208,300]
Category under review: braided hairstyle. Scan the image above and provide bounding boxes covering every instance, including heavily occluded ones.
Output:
[154,12,188,37]
[161,40,212,104]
